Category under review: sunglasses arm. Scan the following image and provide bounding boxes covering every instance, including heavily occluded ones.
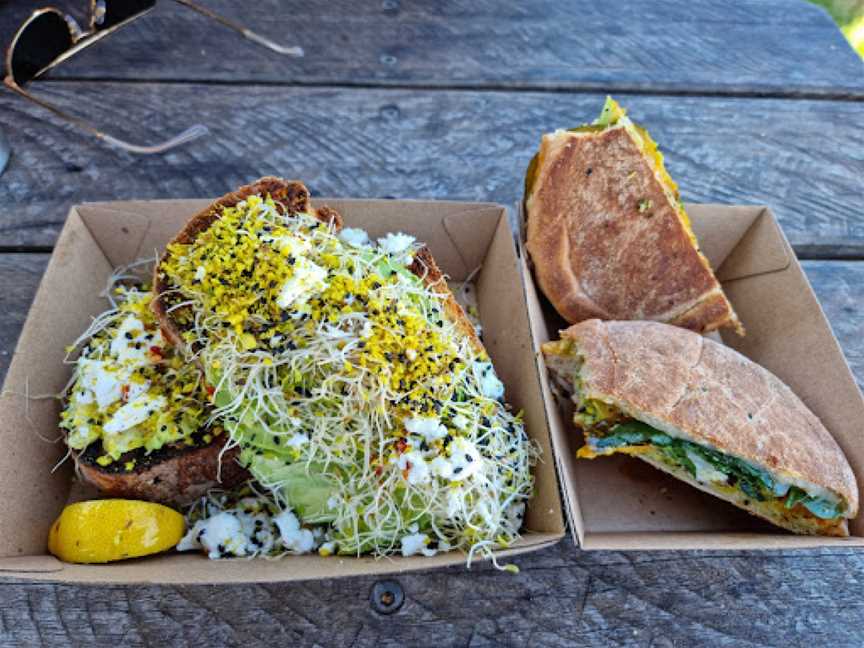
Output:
[3,80,208,154]
[172,0,304,57]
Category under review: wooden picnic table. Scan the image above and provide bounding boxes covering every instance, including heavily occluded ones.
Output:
[1,1,863,645]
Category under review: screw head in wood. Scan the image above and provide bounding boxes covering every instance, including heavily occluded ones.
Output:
[370,579,404,614]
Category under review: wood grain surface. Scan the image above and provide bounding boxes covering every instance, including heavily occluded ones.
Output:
[1,0,861,97]
[0,544,863,647]
[2,84,863,253]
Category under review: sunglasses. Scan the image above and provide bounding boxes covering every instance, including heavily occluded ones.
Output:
[4,1,304,154]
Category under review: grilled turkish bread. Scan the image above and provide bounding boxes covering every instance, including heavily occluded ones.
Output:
[525,97,742,335]
[543,319,858,536]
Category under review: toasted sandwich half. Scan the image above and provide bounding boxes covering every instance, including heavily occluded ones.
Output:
[543,319,858,536]
[525,97,742,335]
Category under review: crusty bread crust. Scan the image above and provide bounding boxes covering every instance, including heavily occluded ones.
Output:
[525,127,741,334]
[410,247,484,355]
[544,319,859,520]
[74,436,247,505]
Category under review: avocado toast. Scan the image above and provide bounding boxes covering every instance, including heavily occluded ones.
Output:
[153,177,538,558]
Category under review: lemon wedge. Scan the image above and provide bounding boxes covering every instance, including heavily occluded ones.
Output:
[48,499,185,564]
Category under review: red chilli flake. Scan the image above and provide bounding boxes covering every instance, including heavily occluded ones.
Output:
[121,384,130,402]
[149,346,163,357]
[205,384,215,398]
[395,438,408,454]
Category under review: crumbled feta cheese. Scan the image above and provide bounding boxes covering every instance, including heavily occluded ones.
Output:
[102,393,165,434]
[286,433,309,448]
[429,456,454,480]
[273,509,315,553]
[378,232,415,256]
[451,414,469,430]
[404,416,448,443]
[125,379,150,402]
[449,437,481,480]
[277,260,327,309]
[238,512,276,554]
[110,315,159,366]
[401,532,437,557]
[398,450,430,485]
[177,512,248,559]
[505,502,526,531]
[78,359,124,409]
[339,227,371,248]
[194,265,206,281]
[473,361,505,400]
[360,321,374,338]
[686,450,728,484]
[269,232,312,256]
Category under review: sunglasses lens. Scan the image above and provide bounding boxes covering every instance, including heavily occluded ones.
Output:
[9,11,75,86]
[93,0,156,31]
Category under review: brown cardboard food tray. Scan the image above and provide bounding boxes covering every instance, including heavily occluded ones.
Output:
[521,203,864,550]
[0,197,564,583]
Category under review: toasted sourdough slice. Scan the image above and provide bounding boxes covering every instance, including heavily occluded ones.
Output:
[75,432,247,504]
[61,286,249,505]
[153,177,343,349]
[524,99,742,335]
[542,319,858,536]
[152,176,482,357]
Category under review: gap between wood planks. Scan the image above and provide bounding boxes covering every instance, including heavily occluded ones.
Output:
[33,77,864,102]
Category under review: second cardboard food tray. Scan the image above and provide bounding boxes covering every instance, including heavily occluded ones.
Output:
[521,202,864,550]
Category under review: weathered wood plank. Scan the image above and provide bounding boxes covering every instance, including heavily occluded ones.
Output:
[1,0,861,96]
[0,543,863,646]
[1,84,863,252]
[0,254,48,381]
[0,253,862,645]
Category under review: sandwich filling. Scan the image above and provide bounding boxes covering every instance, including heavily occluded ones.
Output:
[158,194,538,559]
[60,285,216,470]
[578,416,846,521]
